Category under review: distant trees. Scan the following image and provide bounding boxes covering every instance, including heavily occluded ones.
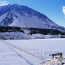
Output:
[0,26,24,32]
[29,28,65,35]
[0,26,65,35]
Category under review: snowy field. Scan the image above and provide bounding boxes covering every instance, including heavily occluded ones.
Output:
[0,38,65,65]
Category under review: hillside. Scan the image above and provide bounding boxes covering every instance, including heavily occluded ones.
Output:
[0,4,65,32]
[0,4,65,39]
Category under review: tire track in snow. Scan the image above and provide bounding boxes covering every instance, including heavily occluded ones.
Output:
[3,40,44,60]
[2,40,34,65]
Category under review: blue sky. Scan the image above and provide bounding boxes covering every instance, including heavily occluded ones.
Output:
[0,0,65,27]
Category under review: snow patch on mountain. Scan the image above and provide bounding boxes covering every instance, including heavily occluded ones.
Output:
[0,13,7,22]
[8,11,57,29]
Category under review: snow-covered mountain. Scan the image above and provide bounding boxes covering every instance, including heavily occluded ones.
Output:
[0,4,65,32]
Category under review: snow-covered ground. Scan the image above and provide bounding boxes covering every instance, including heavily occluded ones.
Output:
[0,40,42,65]
[0,39,65,65]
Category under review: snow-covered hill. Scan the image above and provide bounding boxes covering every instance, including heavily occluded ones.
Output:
[0,4,65,32]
